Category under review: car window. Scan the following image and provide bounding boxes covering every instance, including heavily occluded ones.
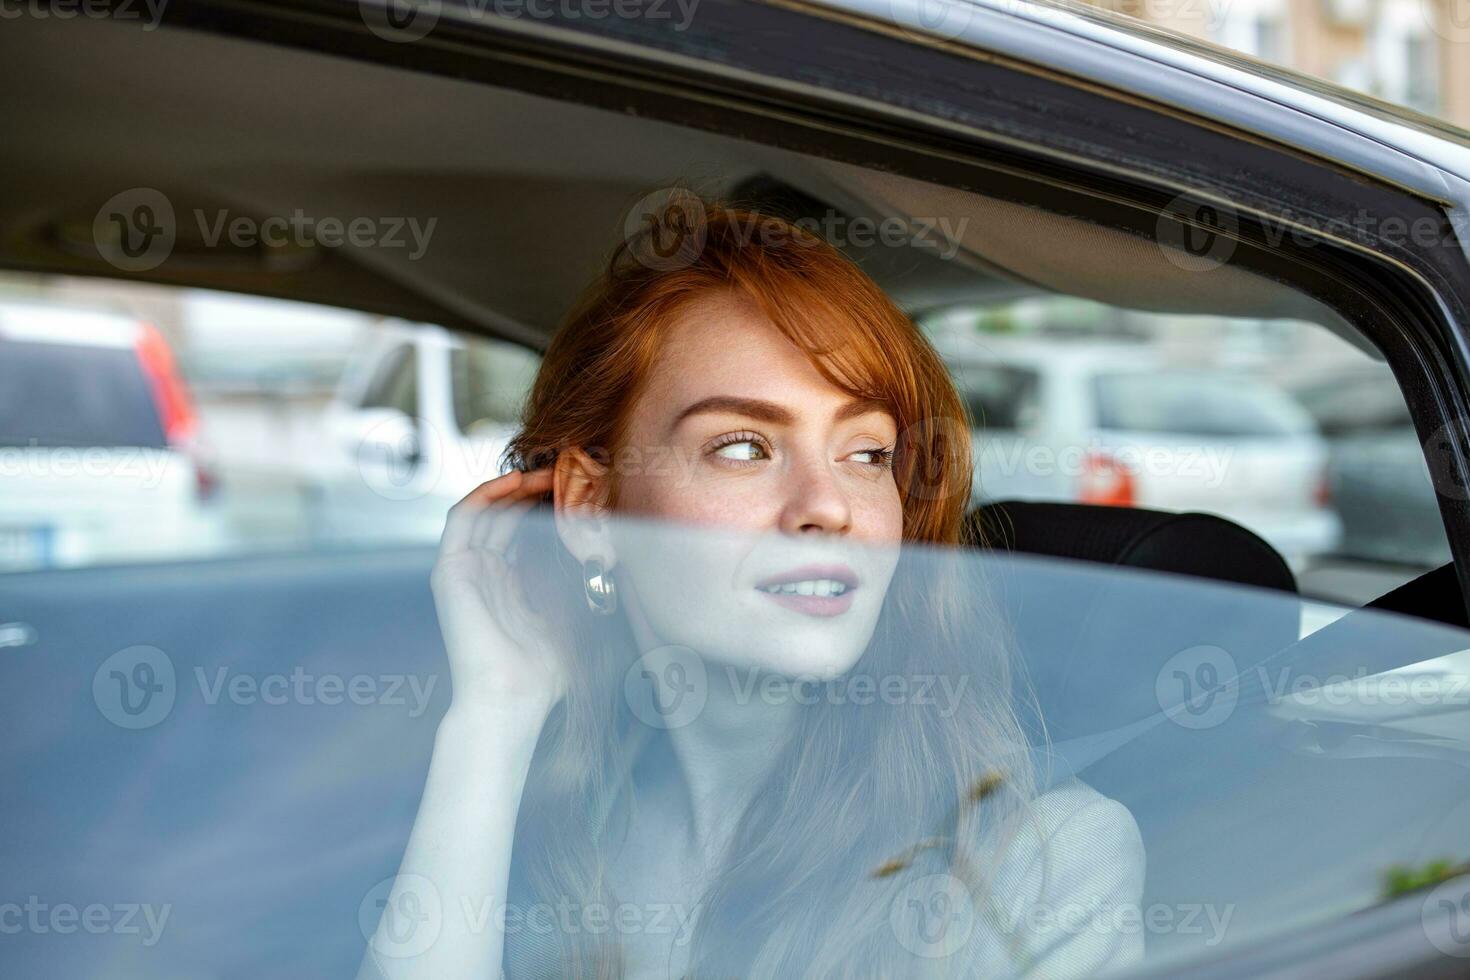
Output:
[8,509,1470,978]
[924,297,1453,607]
[957,364,1041,431]
[450,338,541,435]
[1092,370,1314,437]
[0,272,547,570]
[361,343,418,416]
[0,335,167,449]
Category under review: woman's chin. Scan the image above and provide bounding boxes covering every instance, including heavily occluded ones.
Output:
[725,647,865,685]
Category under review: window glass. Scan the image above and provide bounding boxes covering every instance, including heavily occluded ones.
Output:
[0,336,166,449]
[0,272,537,569]
[957,365,1040,431]
[924,295,1451,607]
[361,344,418,416]
[1092,370,1313,437]
[450,338,541,434]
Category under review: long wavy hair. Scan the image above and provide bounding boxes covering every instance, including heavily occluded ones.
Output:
[503,196,1038,978]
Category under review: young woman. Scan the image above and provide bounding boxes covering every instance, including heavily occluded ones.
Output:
[361,199,1144,979]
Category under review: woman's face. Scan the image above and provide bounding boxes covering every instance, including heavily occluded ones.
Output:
[602,291,904,680]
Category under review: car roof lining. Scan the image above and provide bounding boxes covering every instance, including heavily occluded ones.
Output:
[0,13,1373,357]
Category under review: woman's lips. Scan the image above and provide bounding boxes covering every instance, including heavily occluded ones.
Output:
[758,589,856,617]
[754,564,859,618]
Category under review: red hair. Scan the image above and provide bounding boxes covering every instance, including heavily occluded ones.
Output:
[507,197,974,544]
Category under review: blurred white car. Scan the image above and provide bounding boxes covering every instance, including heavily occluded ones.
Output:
[0,302,223,569]
[311,321,540,544]
[938,335,1342,564]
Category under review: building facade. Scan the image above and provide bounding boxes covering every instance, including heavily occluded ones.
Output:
[1085,0,1470,130]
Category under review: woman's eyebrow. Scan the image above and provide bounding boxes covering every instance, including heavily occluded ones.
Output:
[672,395,890,429]
[673,396,795,428]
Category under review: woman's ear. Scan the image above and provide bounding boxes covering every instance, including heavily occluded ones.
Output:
[552,447,616,565]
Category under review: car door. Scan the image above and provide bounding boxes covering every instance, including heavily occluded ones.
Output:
[8,2,1470,978]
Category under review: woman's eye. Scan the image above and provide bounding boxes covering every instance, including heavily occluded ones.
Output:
[714,439,769,462]
[851,446,895,468]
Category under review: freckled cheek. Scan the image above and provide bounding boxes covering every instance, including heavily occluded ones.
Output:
[850,485,904,543]
[652,481,778,530]
[614,465,779,529]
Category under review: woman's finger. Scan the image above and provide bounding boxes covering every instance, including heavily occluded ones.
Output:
[467,471,553,551]
[470,496,542,554]
[441,469,551,553]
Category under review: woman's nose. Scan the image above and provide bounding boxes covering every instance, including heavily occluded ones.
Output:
[778,456,853,536]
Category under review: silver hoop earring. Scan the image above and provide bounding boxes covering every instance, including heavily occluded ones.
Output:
[583,558,617,615]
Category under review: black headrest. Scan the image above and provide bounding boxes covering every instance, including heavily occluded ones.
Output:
[966,500,1296,594]
[964,501,1301,746]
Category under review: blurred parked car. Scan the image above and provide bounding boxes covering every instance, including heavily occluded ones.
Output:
[1292,368,1452,568]
[310,321,540,544]
[938,335,1341,563]
[0,301,223,569]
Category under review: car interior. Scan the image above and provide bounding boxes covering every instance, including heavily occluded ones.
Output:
[6,8,1470,978]
[6,12,1451,597]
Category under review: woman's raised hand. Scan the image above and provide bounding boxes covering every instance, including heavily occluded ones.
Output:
[430,468,567,726]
